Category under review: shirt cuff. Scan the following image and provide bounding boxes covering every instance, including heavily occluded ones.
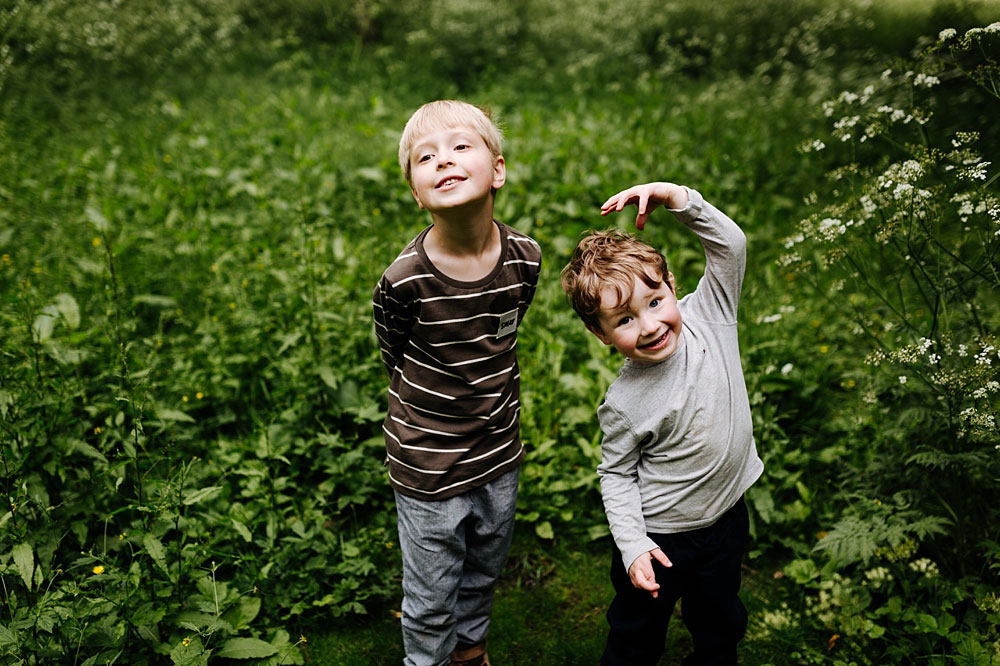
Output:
[621,535,661,572]
[667,187,704,224]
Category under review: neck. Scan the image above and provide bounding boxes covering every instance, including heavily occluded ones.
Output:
[427,199,497,255]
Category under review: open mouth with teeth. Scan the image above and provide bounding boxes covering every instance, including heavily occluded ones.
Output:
[639,330,670,350]
[436,176,465,189]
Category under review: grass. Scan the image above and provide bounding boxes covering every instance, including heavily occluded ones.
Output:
[307,534,793,665]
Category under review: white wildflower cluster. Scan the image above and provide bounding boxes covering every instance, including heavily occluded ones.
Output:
[912,73,940,88]
[748,602,799,640]
[876,104,912,124]
[799,139,826,153]
[804,573,857,626]
[975,345,996,366]
[908,558,940,578]
[782,232,805,249]
[959,406,996,432]
[971,381,1000,400]
[877,160,924,190]
[833,115,861,141]
[864,566,893,587]
[951,191,1000,227]
[817,217,848,241]
[938,28,958,41]
[958,161,992,182]
[781,363,794,376]
[974,592,1000,614]
[965,23,1000,39]
[952,131,979,147]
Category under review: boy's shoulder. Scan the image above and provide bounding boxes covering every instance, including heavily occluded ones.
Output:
[502,223,542,266]
[379,228,429,287]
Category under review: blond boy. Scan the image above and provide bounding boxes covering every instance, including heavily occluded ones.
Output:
[561,182,762,665]
[373,101,541,666]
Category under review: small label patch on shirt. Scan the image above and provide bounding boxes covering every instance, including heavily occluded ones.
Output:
[497,309,518,338]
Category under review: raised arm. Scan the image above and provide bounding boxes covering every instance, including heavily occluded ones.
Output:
[600,182,690,230]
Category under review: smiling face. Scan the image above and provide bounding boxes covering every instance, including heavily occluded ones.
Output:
[407,125,505,216]
[590,272,683,365]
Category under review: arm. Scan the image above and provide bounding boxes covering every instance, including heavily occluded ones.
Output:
[602,183,746,321]
[600,182,689,230]
[372,277,412,377]
[598,402,673,597]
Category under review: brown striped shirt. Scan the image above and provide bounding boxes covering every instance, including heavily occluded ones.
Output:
[373,221,541,500]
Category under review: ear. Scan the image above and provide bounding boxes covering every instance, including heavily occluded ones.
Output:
[586,323,612,346]
[492,155,506,191]
[666,271,676,293]
[410,185,425,209]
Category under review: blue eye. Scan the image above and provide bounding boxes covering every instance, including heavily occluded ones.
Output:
[617,316,632,327]
[650,298,660,308]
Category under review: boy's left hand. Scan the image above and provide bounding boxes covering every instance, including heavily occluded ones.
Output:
[600,182,689,230]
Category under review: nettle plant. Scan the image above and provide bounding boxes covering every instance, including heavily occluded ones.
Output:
[778,23,1000,662]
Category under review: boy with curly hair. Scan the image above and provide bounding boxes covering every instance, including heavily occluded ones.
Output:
[561,182,762,665]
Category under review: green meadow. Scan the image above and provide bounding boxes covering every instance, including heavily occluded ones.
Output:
[1,1,999,663]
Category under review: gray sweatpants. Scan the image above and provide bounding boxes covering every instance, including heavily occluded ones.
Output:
[394,466,520,666]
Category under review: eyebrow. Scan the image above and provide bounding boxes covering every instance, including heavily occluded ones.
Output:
[411,128,478,154]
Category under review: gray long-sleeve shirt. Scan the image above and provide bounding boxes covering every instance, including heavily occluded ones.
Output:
[597,188,764,570]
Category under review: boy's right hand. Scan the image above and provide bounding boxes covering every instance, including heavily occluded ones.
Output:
[628,547,673,598]
[600,182,689,230]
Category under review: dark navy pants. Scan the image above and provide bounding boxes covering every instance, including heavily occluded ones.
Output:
[601,497,750,666]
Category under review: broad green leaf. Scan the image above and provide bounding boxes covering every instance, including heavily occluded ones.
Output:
[170,635,208,666]
[143,533,170,577]
[133,294,178,308]
[357,167,385,183]
[215,637,279,660]
[85,206,110,232]
[231,519,253,542]
[317,365,339,389]
[157,408,195,423]
[32,313,56,342]
[535,521,554,540]
[11,543,33,590]
[587,524,610,541]
[0,624,17,647]
[182,486,222,506]
[54,293,80,329]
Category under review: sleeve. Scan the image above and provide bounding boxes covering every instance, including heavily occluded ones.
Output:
[596,400,660,570]
[372,276,412,377]
[522,245,541,313]
[669,188,747,323]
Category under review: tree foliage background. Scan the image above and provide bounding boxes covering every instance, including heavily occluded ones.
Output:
[1,0,999,664]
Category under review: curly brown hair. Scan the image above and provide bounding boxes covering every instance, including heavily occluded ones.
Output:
[560,230,670,331]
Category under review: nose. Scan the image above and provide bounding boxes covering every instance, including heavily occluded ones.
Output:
[436,151,454,169]
[638,312,657,336]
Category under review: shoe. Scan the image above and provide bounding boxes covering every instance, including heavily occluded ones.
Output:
[450,642,491,666]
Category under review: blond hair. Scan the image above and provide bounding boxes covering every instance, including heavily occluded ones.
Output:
[560,230,670,331]
[398,100,504,184]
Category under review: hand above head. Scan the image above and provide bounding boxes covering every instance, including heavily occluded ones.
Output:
[600,182,689,230]
[627,547,673,598]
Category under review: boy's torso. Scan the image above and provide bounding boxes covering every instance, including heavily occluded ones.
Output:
[377,221,541,500]
[600,298,762,531]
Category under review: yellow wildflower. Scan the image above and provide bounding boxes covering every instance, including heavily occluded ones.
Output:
[182,638,191,647]
[196,392,204,400]
[92,565,105,575]
[94,427,102,434]
[92,237,101,247]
